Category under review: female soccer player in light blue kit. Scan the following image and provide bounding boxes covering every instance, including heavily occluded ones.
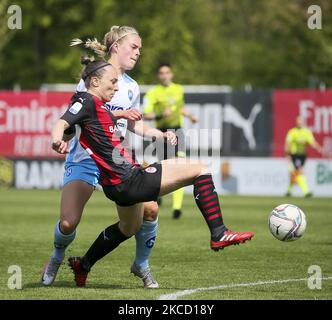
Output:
[42,26,159,288]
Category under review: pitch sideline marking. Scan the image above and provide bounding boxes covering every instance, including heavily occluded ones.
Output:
[158,276,332,300]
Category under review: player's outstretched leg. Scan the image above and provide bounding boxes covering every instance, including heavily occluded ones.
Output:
[160,158,254,251]
[193,174,254,250]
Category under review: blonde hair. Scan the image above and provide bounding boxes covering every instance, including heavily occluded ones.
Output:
[70,25,139,58]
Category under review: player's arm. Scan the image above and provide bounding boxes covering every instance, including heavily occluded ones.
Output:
[128,119,177,145]
[51,119,71,154]
[128,119,164,139]
[52,97,91,154]
[112,109,142,121]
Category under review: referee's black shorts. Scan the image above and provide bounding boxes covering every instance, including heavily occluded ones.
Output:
[291,154,306,170]
[102,163,162,207]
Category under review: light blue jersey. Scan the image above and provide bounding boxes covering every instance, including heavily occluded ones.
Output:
[63,74,140,186]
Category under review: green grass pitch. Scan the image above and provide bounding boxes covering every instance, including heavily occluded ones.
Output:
[0,189,331,300]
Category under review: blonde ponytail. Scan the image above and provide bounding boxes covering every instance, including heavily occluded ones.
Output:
[70,25,139,57]
[70,38,108,58]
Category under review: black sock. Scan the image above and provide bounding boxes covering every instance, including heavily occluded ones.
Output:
[193,175,227,240]
[81,222,130,271]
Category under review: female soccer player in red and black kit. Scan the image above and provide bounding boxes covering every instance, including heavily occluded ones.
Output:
[52,59,254,287]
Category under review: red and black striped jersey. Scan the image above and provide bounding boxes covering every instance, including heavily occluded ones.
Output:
[61,92,139,186]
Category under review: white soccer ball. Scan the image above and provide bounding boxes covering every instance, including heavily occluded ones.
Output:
[268,204,307,241]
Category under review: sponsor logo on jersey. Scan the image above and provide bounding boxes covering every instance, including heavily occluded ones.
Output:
[145,166,157,174]
[128,89,133,101]
[69,102,83,114]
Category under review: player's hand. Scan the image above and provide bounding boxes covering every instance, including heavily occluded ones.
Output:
[117,109,142,121]
[163,131,177,145]
[52,140,69,154]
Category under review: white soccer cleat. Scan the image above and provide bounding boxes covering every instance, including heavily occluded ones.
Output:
[41,257,62,286]
[130,263,159,289]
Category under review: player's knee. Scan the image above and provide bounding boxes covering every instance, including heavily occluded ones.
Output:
[143,201,159,221]
[60,219,77,234]
[197,160,210,176]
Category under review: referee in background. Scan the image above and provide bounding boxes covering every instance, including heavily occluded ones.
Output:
[285,116,322,197]
[144,63,198,219]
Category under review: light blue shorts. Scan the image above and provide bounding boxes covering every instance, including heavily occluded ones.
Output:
[63,160,100,187]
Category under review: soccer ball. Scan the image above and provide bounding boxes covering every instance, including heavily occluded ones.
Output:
[268,204,307,241]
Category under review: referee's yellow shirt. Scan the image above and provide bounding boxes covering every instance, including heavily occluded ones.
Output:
[285,127,315,155]
[144,83,185,129]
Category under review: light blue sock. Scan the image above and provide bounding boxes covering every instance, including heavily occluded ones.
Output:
[52,221,76,261]
[134,219,158,272]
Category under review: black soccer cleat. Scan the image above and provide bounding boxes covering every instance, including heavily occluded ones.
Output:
[173,209,182,219]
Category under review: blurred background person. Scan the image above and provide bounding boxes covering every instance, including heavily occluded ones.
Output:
[285,116,322,197]
[220,160,238,194]
[143,63,198,219]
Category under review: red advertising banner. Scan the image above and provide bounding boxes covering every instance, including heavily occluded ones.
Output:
[0,91,72,158]
[273,90,332,158]
[1,90,331,160]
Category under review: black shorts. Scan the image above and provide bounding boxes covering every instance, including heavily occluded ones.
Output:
[291,154,306,170]
[157,127,186,161]
[102,163,162,207]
